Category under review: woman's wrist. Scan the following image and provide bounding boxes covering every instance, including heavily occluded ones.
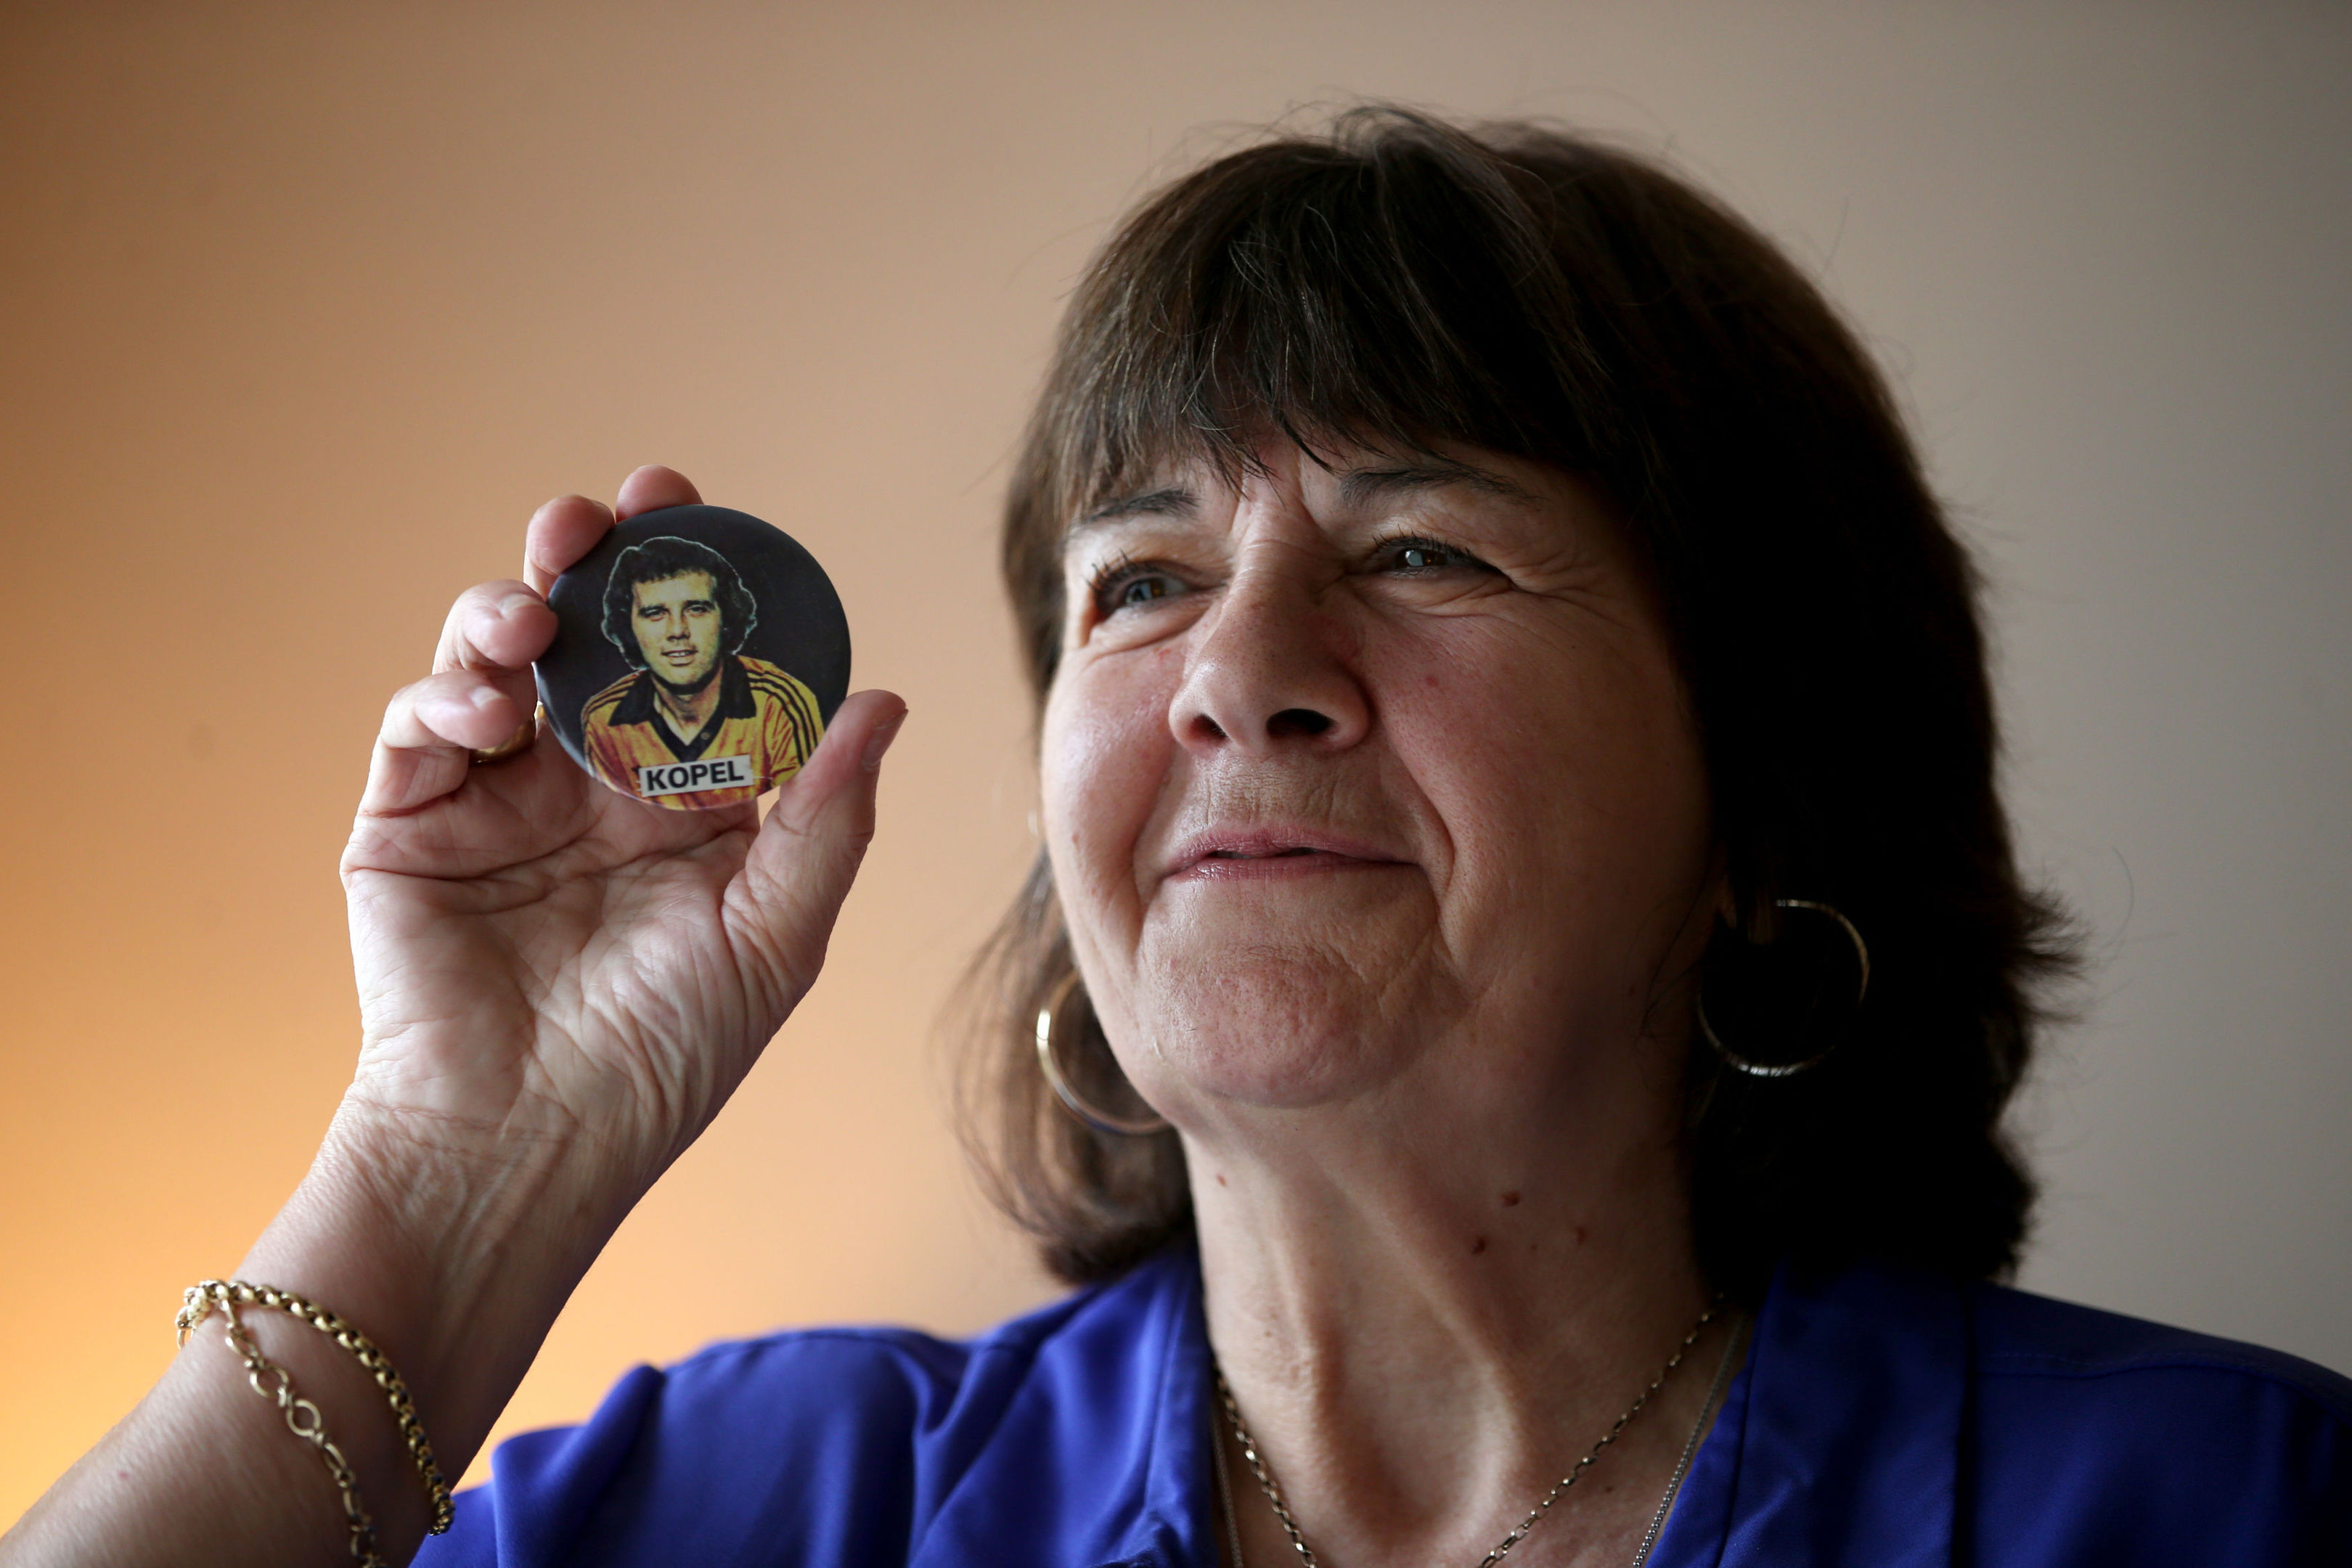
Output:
[236,1094,641,1480]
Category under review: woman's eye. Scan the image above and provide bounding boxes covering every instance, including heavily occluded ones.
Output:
[1378,537,1483,575]
[1089,562,1190,617]
[1118,576,1175,606]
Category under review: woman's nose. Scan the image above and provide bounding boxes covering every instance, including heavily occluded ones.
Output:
[1168,564,1371,754]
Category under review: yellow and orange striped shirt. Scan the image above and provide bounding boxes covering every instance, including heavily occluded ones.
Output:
[580,656,823,809]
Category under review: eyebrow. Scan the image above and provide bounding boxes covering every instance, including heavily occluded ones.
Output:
[1336,458,1540,509]
[1072,486,1198,535]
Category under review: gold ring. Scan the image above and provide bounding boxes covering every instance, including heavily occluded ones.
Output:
[468,703,544,766]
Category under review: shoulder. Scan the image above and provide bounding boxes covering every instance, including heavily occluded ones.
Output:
[1771,1257,2352,1424]
[418,1248,1206,1568]
[1961,1279,2352,1563]
[736,659,822,745]
[613,1295,1097,1479]
[1967,1278,2352,1417]
[1724,1261,2352,1564]
[581,672,641,727]
[736,656,817,701]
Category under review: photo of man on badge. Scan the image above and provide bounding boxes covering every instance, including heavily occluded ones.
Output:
[581,535,824,808]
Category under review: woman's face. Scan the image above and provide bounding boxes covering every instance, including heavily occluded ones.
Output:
[1041,441,1720,1127]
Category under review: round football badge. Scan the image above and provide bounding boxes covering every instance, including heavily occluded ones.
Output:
[536,505,851,810]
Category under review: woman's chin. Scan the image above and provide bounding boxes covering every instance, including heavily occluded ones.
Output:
[1113,891,1466,1109]
[1127,964,1463,1114]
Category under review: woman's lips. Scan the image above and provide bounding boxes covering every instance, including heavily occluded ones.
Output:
[1162,830,1405,883]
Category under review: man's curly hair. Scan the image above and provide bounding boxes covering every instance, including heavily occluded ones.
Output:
[600,535,759,669]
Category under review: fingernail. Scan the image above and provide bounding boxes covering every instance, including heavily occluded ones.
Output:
[497,592,539,618]
[861,711,907,773]
[470,685,504,710]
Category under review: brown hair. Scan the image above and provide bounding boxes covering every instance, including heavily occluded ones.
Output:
[960,107,2075,1297]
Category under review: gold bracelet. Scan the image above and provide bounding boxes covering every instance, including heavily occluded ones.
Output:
[179,1281,455,1545]
[186,1291,388,1566]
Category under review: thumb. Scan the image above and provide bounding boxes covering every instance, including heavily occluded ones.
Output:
[727,690,909,1005]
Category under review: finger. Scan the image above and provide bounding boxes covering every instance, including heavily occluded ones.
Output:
[386,669,531,754]
[360,670,531,814]
[729,691,910,998]
[614,465,703,521]
[433,579,558,676]
[524,494,616,597]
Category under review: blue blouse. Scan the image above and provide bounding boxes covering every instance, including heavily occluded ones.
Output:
[417,1244,2351,1566]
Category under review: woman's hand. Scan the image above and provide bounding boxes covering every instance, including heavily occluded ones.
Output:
[338,465,904,1195]
[0,467,902,1568]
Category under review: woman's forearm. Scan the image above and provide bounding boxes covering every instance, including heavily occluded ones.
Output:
[1,1101,634,1568]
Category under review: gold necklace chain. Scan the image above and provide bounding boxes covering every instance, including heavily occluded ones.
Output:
[1212,1299,1722,1568]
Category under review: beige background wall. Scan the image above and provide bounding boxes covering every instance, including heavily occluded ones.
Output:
[3,0,2346,1529]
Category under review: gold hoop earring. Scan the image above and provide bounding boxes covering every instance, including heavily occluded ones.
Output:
[1697,898,1870,1079]
[1035,971,1169,1136]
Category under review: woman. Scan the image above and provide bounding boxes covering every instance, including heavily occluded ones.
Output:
[6,109,2345,1568]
